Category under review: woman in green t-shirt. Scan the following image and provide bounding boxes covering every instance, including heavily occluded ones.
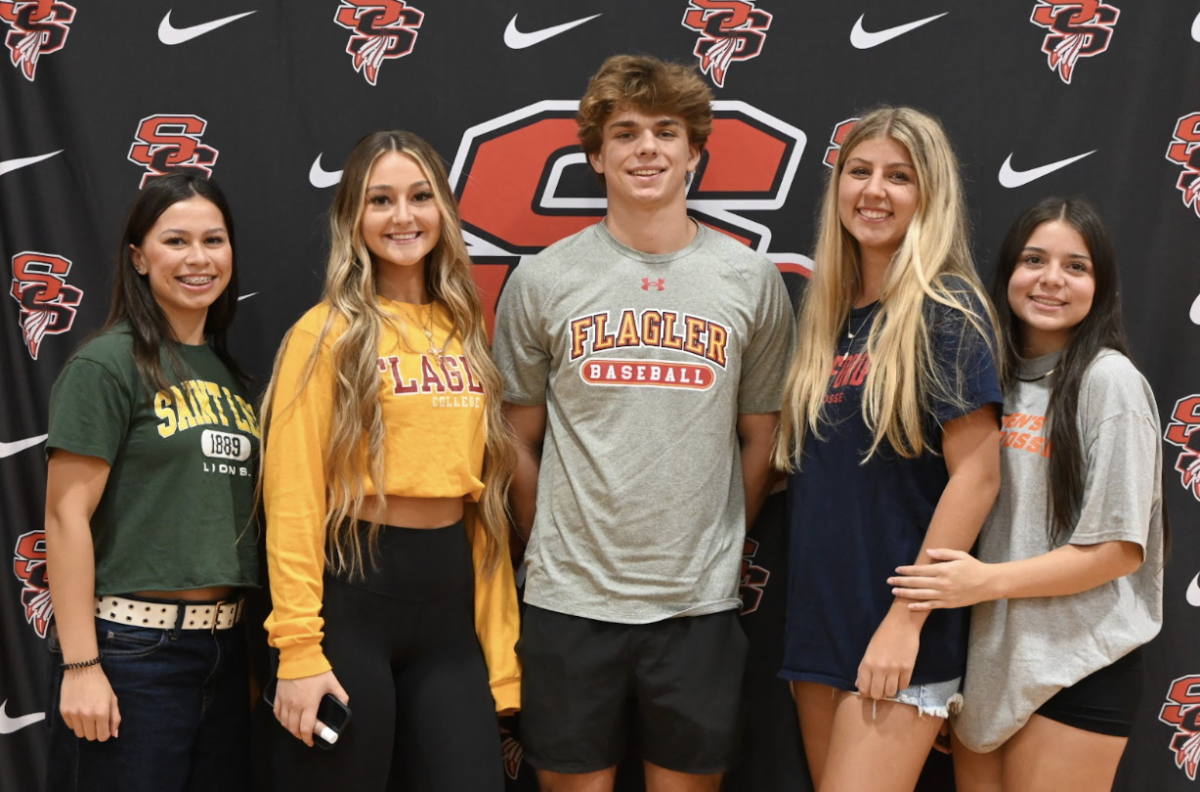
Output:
[43,173,260,792]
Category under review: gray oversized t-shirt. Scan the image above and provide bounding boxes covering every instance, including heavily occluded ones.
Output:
[954,349,1164,752]
[492,221,795,623]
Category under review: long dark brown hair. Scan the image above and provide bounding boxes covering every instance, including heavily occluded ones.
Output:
[104,173,247,399]
[991,196,1167,549]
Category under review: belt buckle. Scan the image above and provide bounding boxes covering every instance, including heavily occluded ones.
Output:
[211,599,226,633]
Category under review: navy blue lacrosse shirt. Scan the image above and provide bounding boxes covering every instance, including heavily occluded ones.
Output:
[781,297,1002,690]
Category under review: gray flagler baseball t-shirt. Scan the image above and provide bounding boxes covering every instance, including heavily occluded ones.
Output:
[492,221,795,624]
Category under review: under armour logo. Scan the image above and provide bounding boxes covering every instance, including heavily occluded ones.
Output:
[641,278,665,291]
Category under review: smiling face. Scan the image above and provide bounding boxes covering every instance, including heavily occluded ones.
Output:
[129,195,231,343]
[1006,219,1096,357]
[360,150,442,294]
[837,136,920,266]
[588,106,701,212]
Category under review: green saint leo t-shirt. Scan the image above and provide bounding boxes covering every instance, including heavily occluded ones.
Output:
[46,326,260,595]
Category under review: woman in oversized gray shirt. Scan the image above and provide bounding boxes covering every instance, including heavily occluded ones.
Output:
[889,197,1166,792]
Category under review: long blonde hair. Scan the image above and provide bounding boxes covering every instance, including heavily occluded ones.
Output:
[261,131,516,576]
[774,107,999,470]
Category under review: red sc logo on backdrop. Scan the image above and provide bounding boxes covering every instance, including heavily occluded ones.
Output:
[447,100,811,335]
[127,114,219,188]
[12,530,51,639]
[1166,112,1200,219]
[10,250,82,360]
[0,0,75,81]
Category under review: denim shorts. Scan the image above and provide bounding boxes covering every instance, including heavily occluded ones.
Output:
[882,676,963,719]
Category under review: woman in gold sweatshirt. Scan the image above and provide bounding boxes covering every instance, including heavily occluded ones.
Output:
[261,130,518,791]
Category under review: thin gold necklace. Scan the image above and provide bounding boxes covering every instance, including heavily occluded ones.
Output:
[842,302,880,363]
[393,301,445,363]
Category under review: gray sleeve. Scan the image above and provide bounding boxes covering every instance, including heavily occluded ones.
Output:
[491,263,549,406]
[737,265,796,415]
[1070,363,1159,551]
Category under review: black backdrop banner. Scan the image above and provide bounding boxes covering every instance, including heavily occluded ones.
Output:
[3,2,1199,790]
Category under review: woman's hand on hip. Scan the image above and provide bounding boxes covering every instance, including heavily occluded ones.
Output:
[274,670,349,748]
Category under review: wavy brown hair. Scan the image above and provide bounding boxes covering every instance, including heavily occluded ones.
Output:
[576,54,713,186]
[260,131,516,577]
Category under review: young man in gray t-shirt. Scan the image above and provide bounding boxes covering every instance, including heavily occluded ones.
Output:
[492,54,794,791]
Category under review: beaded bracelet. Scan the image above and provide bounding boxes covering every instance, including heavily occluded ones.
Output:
[60,655,102,671]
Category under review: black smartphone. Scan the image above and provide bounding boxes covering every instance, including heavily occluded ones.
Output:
[262,678,352,749]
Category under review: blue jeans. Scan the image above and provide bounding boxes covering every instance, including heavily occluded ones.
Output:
[46,618,251,792]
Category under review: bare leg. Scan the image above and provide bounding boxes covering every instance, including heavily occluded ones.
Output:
[1000,714,1128,792]
[535,767,617,792]
[819,695,943,792]
[643,761,721,792]
[950,725,1003,792]
[792,681,841,789]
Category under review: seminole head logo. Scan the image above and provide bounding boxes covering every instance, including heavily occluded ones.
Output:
[334,0,423,86]
[680,0,773,88]
[10,251,82,359]
[1029,0,1119,84]
[0,0,74,81]
[12,531,51,638]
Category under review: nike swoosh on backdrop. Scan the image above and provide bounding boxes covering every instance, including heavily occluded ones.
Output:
[0,435,47,459]
[997,150,1096,188]
[1193,11,1200,43]
[309,155,342,189]
[1188,572,1200,606]
[0,150,62,177]
[158,10,257,45]
[504,13,601,49]
[238,292,257,301]
[0,701,45,734]
[850,12,948,49]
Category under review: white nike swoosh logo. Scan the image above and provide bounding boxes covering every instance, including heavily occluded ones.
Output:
[504,13,601,49]
[238,292,257,301]
[850,12,948,49]
[309,155,342,189]
[158,10,257,45]
[0,150,62,176]
[1188,572,1200,606]
[0,701,45,734]
[0,435,47,459]
[1193,11,1200,43]
[997,150,1096,188]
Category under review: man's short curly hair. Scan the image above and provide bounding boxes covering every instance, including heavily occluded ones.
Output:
[577,54,714,168]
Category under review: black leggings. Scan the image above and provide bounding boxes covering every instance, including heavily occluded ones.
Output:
[270,521,503,791]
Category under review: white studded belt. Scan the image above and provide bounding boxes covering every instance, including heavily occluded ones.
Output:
[94,595,243,631]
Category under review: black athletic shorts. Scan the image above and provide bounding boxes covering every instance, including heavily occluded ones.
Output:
[1035,646,1145,737]
[518,604,747,775]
